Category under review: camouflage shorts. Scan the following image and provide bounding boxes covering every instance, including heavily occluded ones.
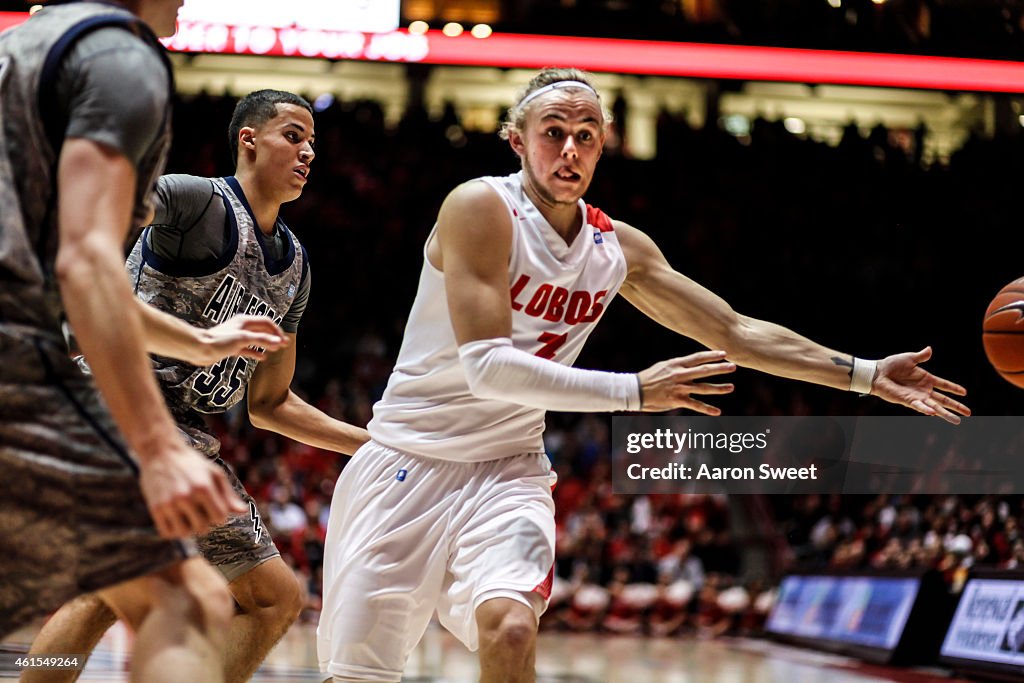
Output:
[0,328,192,638]
[177,422,279,583]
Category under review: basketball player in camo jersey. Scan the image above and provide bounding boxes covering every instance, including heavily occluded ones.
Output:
[316,67,970,682]
[0,1,303,681]
[26,89,369,683]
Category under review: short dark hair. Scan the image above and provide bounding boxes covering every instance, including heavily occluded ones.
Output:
[228,89,313,166]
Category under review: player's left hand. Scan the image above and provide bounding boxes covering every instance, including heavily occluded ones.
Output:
[870,346,970,424]
[193,315,289,365]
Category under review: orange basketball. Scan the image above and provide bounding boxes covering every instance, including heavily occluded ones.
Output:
[983,277,1024,388]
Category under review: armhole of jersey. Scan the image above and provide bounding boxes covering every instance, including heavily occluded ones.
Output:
[38,14,172,157]
[423,178,519,275]
[38,15,131,153]
[220,182,241,265]
[36,14,174,272]
[422,223,442,274]
[478,177,521,268]
[265,220,297,276]
[140,185,238,277]
[35,15,151,270]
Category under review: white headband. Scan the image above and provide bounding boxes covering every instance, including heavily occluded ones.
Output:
[518,80,599,107]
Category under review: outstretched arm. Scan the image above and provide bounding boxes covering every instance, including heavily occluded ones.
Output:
[136,303,288,366]
[616,221,969,423]
[437,181,735,414]
[247,332,369,455]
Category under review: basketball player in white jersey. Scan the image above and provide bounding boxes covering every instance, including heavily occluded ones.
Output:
[317,67,970,682]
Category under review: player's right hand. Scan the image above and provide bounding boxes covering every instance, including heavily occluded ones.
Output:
[139,443,247,539]
[193,315,289,365]
[638,350,736,414]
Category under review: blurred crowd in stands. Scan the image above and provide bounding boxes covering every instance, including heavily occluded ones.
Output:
[168,89,1024,637]
[779,494,1024,582]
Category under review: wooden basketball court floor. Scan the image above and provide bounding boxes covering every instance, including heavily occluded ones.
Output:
[1,620,978,682]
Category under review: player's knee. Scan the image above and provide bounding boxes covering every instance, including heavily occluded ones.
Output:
[492,618,536,654]
[270,569,305,626]
[237,562,305,625]
[479,607,537,655]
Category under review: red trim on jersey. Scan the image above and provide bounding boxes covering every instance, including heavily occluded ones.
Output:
[533,564,554,600]
[586,205,614,232]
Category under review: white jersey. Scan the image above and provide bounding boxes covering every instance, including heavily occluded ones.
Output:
[368,171,628,462]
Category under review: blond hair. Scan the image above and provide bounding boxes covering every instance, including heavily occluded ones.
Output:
[499,67,613,140]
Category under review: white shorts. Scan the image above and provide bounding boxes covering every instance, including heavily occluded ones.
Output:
[317,440,557,681]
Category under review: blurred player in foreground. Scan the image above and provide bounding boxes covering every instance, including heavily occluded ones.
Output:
[0,1,292,682]
[26,89,369,683]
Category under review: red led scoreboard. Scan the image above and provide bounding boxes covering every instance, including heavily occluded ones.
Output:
[3,9,1024,92]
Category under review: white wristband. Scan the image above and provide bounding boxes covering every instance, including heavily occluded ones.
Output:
[850,358,877,395]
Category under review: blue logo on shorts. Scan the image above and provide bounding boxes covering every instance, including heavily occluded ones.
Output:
[593,231,604,244]
[396,468,407,482]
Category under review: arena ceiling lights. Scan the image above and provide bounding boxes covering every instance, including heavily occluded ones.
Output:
[2,12,1024,93]
[176,0,400,34]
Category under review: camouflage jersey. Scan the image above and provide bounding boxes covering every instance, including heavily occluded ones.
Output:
[127,176,306,416]
[0,1,171,342]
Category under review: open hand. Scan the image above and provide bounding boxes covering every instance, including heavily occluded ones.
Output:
[638,350,736,414]
[193,315,288,365]
[871,346,970,424]
[140,442,247,538]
